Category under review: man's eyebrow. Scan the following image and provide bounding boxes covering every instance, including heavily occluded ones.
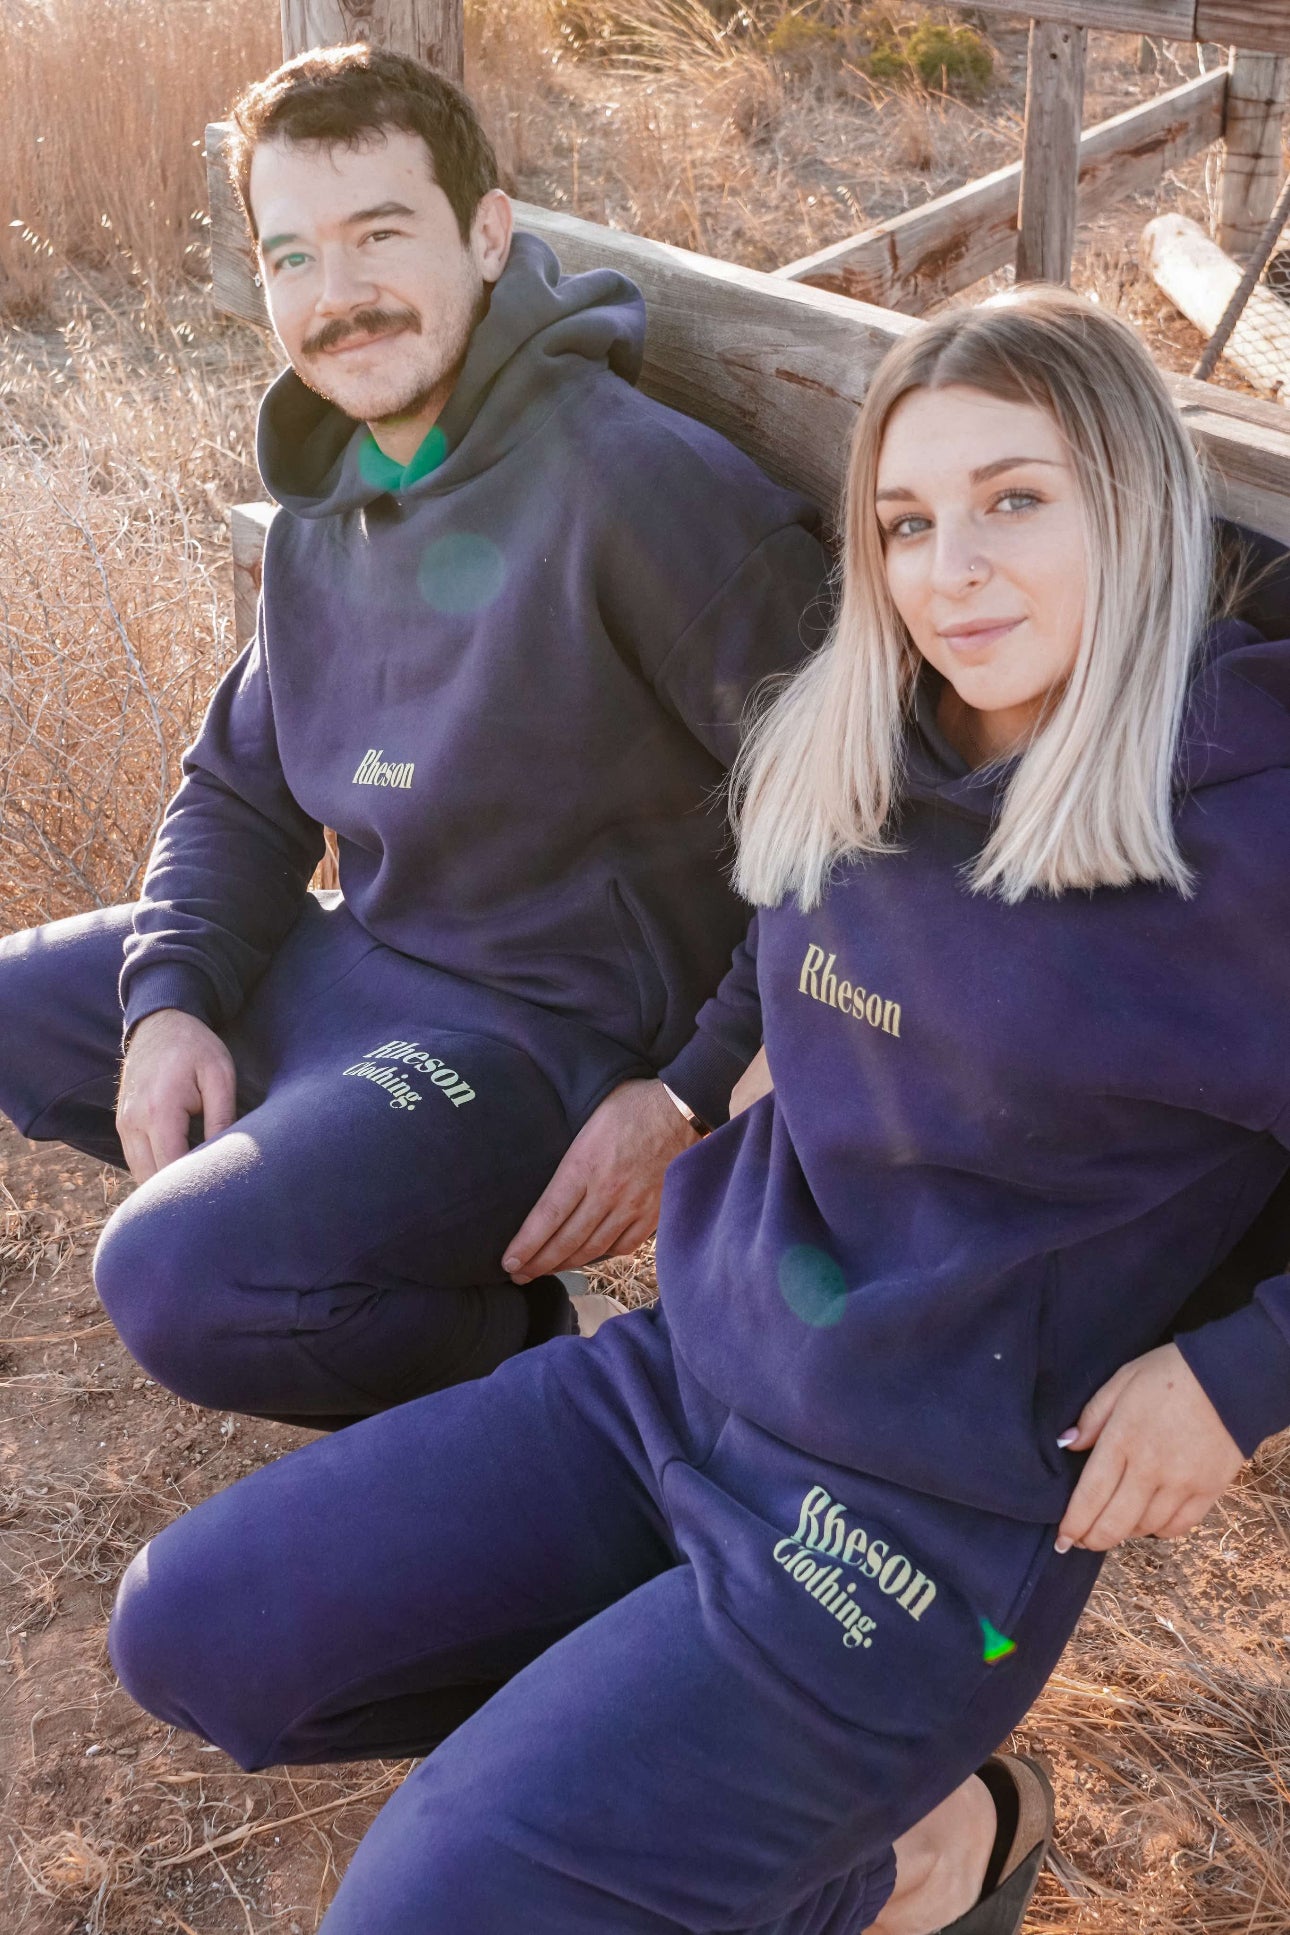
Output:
[259,203,417,253]
[345,200,417,225]
[875,456,1062,503]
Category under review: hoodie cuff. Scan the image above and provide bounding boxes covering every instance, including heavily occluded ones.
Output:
[657,1029,750,1132]
[1175,1282,1290,1457]
[121,964,222,1046]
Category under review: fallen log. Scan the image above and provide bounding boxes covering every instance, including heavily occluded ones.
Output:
[1143,212,1290,404]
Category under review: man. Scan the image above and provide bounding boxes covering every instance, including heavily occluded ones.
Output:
[0,45,829,1426]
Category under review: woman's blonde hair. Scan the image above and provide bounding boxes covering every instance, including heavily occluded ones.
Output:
[733,286,1214,908]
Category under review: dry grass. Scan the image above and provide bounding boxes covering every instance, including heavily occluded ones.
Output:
[10,1763,410,1935]
[0,0,280,315]
[469,0,1033,266]
[0,286,278,926]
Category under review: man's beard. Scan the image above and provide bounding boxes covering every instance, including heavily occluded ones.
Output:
[292,283,486,426]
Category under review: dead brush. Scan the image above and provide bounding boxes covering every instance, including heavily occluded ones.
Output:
[587,1237,658,1309]
[1016,1435,1290,1933]
[0,0,280,316]
[11,1823,131,1934]
[0,286,275,933]
[0,1467,176,1628]
[0,1182,75,1290]
[10,1761,409,1934]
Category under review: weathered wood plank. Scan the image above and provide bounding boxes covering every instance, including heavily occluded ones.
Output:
[280,0,464,80]
[1016,19,1088,285]
[777,69,1227,313]
[208,124,269,332]
[962,0,1290,57]
[952,0,1195,42]
[1194,2,1290,57]
[1217,50,1289,258]
[1168,376,1290,541]
[231,502,278,647]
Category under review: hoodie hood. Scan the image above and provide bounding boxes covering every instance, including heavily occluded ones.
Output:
[257,231,646,519]
[903,617,1290,825]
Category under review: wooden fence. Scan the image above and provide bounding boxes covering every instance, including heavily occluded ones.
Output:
[212,0,1290,641]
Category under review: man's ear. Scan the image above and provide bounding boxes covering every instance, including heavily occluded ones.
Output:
[472,189,513,285]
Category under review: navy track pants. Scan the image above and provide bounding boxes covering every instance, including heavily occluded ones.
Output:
[0,897,642,1420]
[110,1306,1103,1934]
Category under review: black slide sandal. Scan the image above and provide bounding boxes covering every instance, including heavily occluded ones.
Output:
[933,1754,1055,1935]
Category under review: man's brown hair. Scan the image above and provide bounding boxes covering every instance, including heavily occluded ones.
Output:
[227,45,500,245]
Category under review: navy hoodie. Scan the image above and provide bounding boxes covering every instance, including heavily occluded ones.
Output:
[121,234,829,1095]
[656,623,1290,1520]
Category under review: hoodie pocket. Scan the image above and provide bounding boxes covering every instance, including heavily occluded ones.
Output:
[607,879,668,1053]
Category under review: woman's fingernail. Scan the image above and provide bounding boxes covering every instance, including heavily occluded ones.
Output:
[1056,1430,1079,1449]
[503,1256,519,1272]
[1054,1535,1073,1554]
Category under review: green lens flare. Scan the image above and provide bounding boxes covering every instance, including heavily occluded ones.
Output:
[777,1245,848,1327]
[980,1616,1017,1664]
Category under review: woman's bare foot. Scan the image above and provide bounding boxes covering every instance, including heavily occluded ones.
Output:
[869,1773,996,1935]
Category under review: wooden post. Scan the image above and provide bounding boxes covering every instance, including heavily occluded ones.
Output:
[1016,19,1088,285]
[280,0,464,82]
[231,503,277,649]
[1217,50,1289,259]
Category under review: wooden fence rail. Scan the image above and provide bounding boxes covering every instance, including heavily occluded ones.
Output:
[776,68,1228,310]
[956,0,1289,57]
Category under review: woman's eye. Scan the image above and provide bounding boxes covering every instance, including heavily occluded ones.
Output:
[993,490,1041,514]
[884,514,932,541]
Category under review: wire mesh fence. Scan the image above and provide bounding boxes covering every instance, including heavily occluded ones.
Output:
[1192,170,1290,403]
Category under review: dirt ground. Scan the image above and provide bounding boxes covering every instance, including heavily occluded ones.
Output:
[2,1117,1289,1933]
[0,1120,409,1933]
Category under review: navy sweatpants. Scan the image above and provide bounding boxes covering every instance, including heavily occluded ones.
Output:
[0,897,641,1419]
[110,1307,1102,1933]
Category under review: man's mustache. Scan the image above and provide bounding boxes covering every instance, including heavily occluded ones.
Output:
[302,307,422,356]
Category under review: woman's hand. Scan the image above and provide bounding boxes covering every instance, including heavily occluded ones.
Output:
[729,1046,773,1119]
[1055,1342,1244,1554]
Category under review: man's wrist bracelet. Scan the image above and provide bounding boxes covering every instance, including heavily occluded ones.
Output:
[661,1083,711,1138]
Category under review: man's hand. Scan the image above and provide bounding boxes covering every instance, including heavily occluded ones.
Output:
[503,1079,697,1283]
[1055,1342,1244,1554]
[116,1008,238,1184]
[729,1045,772,1118]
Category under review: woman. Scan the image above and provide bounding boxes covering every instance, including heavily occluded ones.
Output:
[108,289,1290,1934]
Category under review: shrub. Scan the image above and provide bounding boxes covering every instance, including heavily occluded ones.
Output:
[862,16,993,97]
[766,13,840,64]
